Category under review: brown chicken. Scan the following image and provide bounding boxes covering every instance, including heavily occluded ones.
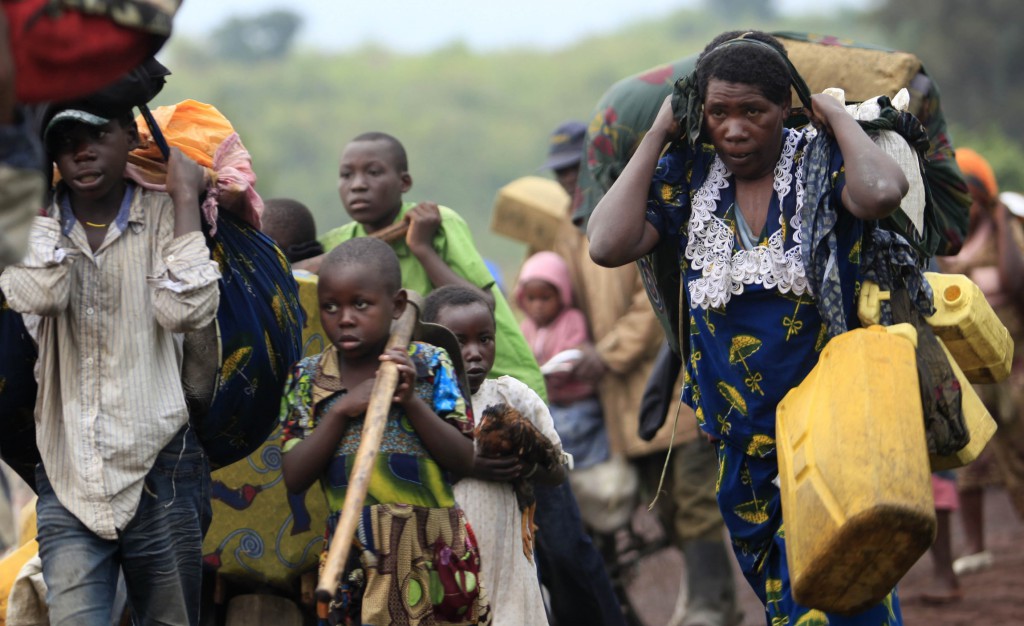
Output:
[474,402,564,563]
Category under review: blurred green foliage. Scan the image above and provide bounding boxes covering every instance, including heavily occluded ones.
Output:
[875,0,1024,193]
[212,9,303,63]
[950,125,1024,193]
[157,5,1021,274]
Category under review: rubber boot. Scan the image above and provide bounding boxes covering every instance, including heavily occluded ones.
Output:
[679,538,741,626]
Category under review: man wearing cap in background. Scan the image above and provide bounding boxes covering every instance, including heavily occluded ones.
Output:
[542,121,587,199]
[539,119,739,626]
[530,122,628,626]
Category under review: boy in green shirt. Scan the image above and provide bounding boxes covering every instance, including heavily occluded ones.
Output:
[318,131,545,398]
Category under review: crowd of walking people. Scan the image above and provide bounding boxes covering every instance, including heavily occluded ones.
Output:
[1,6,1022,626]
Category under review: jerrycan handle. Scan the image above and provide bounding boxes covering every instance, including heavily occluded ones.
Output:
[857,280,891,327]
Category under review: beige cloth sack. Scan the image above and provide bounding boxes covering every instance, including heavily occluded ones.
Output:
[568,454,639,534]
[6,554,47,626]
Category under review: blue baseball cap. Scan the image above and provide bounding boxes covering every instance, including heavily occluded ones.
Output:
[541,121,586,171]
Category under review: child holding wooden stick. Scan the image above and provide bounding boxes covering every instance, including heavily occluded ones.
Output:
[279,237,491,625]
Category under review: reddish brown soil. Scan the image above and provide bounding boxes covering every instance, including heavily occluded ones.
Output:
[624,487,1023,625]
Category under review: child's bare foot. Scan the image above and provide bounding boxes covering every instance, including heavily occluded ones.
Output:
[919,586,963,605]
[917,569,962,606]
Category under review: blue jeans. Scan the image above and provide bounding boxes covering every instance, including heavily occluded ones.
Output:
[550,397,610,470]
[534,480,626,626]
[35,425,212,626]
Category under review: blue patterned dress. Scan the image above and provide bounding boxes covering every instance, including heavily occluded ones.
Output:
[646,127,902,625]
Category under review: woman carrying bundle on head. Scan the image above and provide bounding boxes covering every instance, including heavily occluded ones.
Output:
[587,30,910,624]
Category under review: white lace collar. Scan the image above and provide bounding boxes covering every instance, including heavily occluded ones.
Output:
[684,127,816,310]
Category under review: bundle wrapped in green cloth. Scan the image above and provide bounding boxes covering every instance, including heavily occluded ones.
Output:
[576,32,971,358]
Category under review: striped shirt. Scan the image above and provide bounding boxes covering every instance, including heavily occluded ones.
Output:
[0,184,221,539]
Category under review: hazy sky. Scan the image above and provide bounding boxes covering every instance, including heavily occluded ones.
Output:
[174,0,874,53]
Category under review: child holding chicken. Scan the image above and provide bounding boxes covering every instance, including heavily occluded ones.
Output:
[423,285,569,626]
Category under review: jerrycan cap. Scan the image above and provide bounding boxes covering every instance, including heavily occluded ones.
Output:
[941,284,967,310]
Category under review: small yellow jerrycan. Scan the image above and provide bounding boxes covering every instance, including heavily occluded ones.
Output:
[929,339,998,471]
[859,274,1014,383]
[923,272,1014,384]
[776,325,936,615]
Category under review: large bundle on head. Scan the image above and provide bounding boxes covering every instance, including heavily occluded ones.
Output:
[131,96,302,466]
[780,34,922,103]
[126,100,264,235]
[4,0,180,103]
[776,32,970,259]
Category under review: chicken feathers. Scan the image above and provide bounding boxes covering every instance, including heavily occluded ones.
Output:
[474,403,563,563]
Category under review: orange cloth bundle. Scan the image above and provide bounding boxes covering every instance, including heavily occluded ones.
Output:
[126,99,263,233]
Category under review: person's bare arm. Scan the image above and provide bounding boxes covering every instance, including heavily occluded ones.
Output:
[587,96,675,267]
[165,148,206,238]
[810,94,908,221]
[993,203,1024,301]
[281,380,372,493]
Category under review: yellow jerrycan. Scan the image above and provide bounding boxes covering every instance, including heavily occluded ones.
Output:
[858,278,1001,469]
[929,339,998,470]
[922,272,1014,384]
[861,274,1015,383]
[776,325,936,615]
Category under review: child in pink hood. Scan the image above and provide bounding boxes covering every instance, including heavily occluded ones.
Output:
[515,251,609,469]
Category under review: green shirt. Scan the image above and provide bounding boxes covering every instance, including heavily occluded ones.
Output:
[320,202,547,400]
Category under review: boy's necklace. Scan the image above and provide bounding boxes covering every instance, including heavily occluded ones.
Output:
[84,221,108,228]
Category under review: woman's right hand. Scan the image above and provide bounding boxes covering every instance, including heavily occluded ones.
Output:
[650,95,681,144]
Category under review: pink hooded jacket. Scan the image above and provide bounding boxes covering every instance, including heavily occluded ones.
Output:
[515,251,596,405]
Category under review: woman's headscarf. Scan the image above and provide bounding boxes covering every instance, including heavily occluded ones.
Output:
[955,148,998,205]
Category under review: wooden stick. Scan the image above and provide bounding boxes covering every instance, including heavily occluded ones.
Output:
[315,292,422,614]
[369,219,410,244]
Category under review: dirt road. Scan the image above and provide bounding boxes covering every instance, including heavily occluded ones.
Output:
[625,486,1023,625]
